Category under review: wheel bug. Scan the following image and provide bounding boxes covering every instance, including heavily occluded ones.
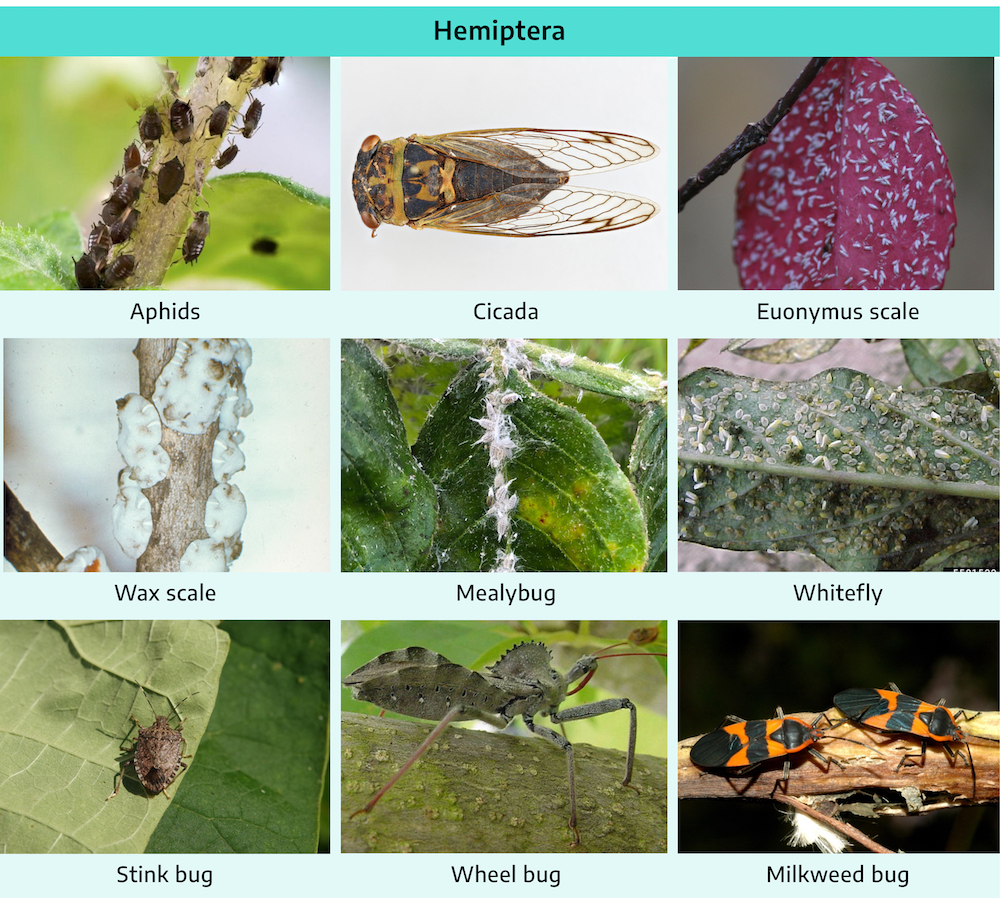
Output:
[343,638,666,844]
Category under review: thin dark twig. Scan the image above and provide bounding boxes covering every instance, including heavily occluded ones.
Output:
[772,790,895,855]
[678,57,832,212]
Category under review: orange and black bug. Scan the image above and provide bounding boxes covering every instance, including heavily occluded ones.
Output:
[690,707,871,791]
[834,684,979,793]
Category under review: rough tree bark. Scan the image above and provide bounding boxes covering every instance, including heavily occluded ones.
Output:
[342,713,667,853]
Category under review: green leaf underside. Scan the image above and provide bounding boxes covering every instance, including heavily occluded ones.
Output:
[341,340,438,572]
[148,621,329,853]
[0,621,227,854]
[0,222,73,290]
[163,173,330,290]
[679,367,999,571]
[414,364,648,572]
[631,404,667,571]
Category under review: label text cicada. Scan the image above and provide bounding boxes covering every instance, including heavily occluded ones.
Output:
[352,128,660,237]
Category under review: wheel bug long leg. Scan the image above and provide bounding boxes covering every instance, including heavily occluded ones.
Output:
[343,639,665,845]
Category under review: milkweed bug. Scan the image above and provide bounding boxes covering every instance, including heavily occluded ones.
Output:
[833,684,978,795]
[690,708,871,792]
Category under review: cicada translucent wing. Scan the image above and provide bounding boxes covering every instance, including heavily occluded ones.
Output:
[352,128,660,237]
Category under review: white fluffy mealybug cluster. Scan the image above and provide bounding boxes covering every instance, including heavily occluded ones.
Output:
[116,393,170,488]
[153,339,252,436]
[471,356,524,571]
[112,470,153,559]
[57,546,109,572]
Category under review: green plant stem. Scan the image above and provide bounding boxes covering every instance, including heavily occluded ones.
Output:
[679,449,1000,501]
[125,57,267,287]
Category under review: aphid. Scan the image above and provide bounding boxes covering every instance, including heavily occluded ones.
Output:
[352,128,660,237]
[240,98,263,138]
[103,254,136,288]
[106,688,193,800]
[259,56,283,86]
[251,237,278,255]
[344,638,666,845]
[690,707,874,791]
[74,253,102,290]
[123,142,141,171]
[109,209,139,244]
[214,141,239,169]
[138,106,163,144]
[157,157,185,204]
[87,223,112,261]
[169,99,194,143]
[834,684,980,794]
[228,57,253,80]
[206,100,232,137]
[182,211,210,264]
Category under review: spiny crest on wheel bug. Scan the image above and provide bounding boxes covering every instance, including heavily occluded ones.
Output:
[343,635,666,846]
[834,683,986,798]
[106,687,197,801]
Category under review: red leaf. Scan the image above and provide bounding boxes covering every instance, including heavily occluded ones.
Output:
[735,58,956,290]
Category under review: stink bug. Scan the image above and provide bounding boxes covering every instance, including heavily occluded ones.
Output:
[834,684,979,793]
[107,689,194,800]
[690,707,873,791]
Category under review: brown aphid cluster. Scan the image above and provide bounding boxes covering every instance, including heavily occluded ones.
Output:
[75,57,286,289]
[106,689,194,801]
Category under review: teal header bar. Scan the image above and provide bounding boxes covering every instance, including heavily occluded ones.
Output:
[0,7,996,56]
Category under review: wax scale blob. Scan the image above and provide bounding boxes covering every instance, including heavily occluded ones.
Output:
[734,58,956,290]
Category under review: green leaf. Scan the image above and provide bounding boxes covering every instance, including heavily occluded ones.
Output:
[901,338,959,386]
[148,621,329,853]
[341,340,438,571]
[679,367,1000,570]
[162,174,330,290]
[31,210,85,264]
[413,364,648,571]
[0,222,73,290]
[631,404,667,571]
[0,620,226,854]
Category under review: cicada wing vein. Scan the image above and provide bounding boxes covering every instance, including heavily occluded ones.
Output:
[416,183,660,237]
[413,128,660,178]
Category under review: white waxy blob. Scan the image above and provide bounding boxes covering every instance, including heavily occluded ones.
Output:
[111,472,153,559]
[57,546,109,572]
[116,393,170,488]
[153,339,252,435]
[179,538,227,572]
[204,483,247,542]
[212,430,246,482]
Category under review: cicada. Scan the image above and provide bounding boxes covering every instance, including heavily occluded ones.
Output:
[352,128,660,237]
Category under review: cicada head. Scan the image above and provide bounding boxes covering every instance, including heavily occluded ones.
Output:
[352,134,395,236]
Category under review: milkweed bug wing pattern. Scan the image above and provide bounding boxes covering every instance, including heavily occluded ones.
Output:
[834,686,967,743]
[834,684,982,798]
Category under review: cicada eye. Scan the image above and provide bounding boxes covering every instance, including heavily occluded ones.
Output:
[360,209,380,236]
[360,135,381,154]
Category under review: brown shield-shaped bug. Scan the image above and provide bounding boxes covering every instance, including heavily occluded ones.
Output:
[107,688,196,801]
[182,211,210,264]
